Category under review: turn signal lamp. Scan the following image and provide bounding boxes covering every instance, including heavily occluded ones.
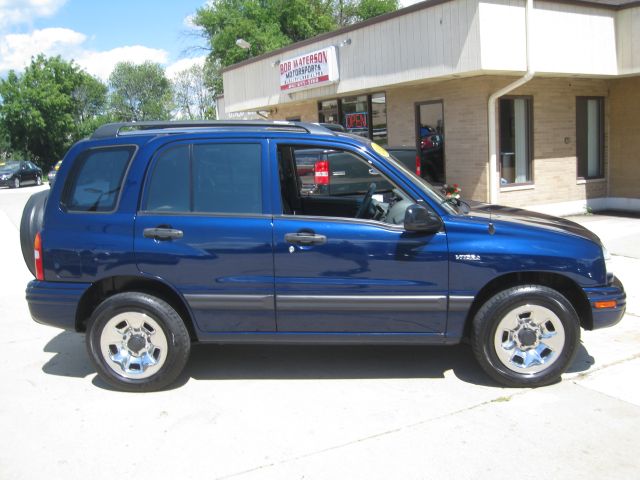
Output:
[594,300,616,309]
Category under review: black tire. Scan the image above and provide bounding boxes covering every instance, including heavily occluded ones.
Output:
[86,292,191,392]
[471,285,580,388]
[20,190,49,277]
[36,175,42,186]
[11,177,20,189]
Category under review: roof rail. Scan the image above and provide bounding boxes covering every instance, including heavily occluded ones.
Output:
[90,120,334,139]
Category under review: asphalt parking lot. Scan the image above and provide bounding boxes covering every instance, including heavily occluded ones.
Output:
[1,185,639,480]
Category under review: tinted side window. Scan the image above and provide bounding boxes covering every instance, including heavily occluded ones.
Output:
[63,147,134,212]
[144,143,262,215]
[193,144,262,214]
[146,146,190,212]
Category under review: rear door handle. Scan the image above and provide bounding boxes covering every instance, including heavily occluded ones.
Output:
[143,227,183,240]
[285,232,327,246]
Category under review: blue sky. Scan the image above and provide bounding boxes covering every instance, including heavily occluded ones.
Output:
[0,0,209,80]
[0,0,421,81]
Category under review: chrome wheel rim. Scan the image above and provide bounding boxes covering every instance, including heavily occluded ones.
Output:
[14,178,19,188]
[99,312,168,379]
[493,304,565,374]
[36,176,41,185]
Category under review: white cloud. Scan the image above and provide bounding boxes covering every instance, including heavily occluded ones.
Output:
[77,46,168,81]
[0,27,85,72]
[165,56,206,80]
[0,0,67,29]
[0,27,169,81]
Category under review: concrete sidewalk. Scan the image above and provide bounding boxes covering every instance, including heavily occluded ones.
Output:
[0,193,638,480]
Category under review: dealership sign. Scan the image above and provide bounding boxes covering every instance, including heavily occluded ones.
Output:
[279,46,339,92]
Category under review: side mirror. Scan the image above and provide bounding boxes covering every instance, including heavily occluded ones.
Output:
[404,203,442,233]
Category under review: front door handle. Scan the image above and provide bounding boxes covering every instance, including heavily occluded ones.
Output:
[285,232,327,246]
[143,227,184,240]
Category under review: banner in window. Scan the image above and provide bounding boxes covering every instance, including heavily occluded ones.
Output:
[279,46,339,92]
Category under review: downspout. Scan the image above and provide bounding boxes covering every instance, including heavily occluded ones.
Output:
[487,0,535,204]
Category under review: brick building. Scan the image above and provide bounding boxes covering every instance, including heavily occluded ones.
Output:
[219,0,640,215]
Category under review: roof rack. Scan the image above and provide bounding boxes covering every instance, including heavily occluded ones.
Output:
[91,120,334,139]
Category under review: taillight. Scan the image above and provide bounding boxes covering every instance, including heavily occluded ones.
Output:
[314,160,330,185]
[34,232,44,280]
[415,154,421,176]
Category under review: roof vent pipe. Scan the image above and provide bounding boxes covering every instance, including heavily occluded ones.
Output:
[487,0,535,204]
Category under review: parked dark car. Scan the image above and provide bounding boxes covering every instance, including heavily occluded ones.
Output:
[21,120,625,392]
[0,160,43,188]
[293,147,392,196]
[47,160,63,187]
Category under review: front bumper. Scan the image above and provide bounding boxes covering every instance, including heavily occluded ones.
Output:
[584,276,626,330]
[26,280,91,330]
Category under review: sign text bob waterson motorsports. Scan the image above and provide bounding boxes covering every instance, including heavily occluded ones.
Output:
[279,46,339,92]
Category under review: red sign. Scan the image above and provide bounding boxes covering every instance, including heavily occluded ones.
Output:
[345,112,368,129]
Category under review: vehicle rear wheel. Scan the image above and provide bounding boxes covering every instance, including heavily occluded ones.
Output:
[36,175,42,186]
[86,292,191,392]
[471,285,580,387]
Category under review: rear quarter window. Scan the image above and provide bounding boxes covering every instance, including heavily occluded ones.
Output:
[62,146,135,212]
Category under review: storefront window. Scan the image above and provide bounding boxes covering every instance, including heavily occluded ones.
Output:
[316,93,388,144]
[499,97,533,185]
[341,95,369,138]
[576,97,604,179]
[318,99,339,125]
[371,93,387,145]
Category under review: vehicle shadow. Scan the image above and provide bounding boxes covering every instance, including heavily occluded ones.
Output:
[41,331,597,391]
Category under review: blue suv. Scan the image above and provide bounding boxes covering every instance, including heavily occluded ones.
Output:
[22,121,626,391]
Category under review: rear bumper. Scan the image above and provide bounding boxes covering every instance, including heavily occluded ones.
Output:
[584,276,627,330]
[26,280,91,330]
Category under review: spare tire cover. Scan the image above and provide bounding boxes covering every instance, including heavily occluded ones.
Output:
[20,190,49,277]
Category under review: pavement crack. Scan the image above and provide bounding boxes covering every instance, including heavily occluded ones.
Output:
[215,390,530,480]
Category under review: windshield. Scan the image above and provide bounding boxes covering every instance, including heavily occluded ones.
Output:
[0,162,19,173]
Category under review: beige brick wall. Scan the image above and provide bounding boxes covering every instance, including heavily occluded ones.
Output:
[387,76,609,206]
[501,77,609,206]
[271,102,319,123]
[261,75,617,207]
[609,77,640,199]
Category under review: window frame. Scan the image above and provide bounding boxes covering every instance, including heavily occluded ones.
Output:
[61,145,137,214]
[576,96,605,180]
[498,95,534,187]
[139,139,269,216]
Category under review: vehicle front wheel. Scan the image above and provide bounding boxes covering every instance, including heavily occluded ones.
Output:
[471,285,580,388]
[86,292,191,392]
[12,177,20,189]
[36,175,42,186]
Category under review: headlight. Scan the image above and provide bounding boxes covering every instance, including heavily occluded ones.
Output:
[602,246,613,276]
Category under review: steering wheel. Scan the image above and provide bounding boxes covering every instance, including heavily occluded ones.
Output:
[356,183,376,218]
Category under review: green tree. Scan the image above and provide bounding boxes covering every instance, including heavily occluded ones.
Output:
[173,63,217,120]
[193,0,398,93]
[0,55,107,167]
[108,62,173,121]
